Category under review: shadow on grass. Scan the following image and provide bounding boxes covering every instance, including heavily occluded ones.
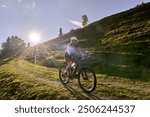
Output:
[86,93,104,100]
[96,66,150,81]
[61,82,103,100]
[87,51,150,80]
[0,57,15,66]
[64,84,89,99]
[0,51,23,66]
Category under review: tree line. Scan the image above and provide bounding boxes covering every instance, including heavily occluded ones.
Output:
[1,35,26,55]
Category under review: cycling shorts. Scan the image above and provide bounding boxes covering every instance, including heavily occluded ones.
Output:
[64,53,78,63]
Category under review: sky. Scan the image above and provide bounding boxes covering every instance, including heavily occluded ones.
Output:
[0,0,150,47]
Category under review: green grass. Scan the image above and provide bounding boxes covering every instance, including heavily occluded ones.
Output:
[11,60,59,81]
[94,74,150,99]
[1,58,150,99]
[0,60,79,99]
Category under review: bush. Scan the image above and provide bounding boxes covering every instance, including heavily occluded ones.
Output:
[39,58,58,68]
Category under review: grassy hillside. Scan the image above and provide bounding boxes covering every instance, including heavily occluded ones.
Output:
[0,2,150,100]
[0,59,76,99]
[43,2,150,79]
[0,56,150,99]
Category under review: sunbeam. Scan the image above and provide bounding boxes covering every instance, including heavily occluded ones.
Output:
[69,20,83,28]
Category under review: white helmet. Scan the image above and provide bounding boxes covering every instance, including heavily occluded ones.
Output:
[70,36,78,42]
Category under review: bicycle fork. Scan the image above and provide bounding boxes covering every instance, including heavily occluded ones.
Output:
[81,69,89,80]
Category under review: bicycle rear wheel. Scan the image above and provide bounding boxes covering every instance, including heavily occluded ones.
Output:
[78,68,97,93]
[59,65,70,84]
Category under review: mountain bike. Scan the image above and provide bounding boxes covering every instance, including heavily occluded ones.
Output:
[59,56,97,93]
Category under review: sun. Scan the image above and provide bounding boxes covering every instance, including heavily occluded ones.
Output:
[29,32,40,43]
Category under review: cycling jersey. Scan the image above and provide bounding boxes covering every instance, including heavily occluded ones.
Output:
[65,43,80,63]
[65,43,80,55]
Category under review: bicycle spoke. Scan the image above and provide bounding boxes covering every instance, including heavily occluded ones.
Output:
[78,68,96,93]
[59,66,70,84]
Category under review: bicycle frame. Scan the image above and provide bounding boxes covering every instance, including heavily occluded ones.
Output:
[68,56,84,78]
[69,62,79,78]
[59,56,97,93]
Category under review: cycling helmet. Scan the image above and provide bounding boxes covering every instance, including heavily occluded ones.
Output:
[70,36,78,42]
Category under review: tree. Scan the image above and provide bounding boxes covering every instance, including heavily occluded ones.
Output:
[82,14,88,27]
[1,42,7,52]
[1,35,26,55]
[59,28,63,36]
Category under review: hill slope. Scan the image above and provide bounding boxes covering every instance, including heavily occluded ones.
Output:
[43,2,150,79]
[0,54,150,99]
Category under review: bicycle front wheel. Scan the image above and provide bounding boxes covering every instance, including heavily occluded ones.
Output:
[78,68,97,93]
[59,65,70,84]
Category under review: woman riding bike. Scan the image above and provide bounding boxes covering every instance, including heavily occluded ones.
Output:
[64,36,84,75]
[60,36,97,93]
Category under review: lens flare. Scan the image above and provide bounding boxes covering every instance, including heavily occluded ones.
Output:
[29,32,40,43]
[69,20,83,28]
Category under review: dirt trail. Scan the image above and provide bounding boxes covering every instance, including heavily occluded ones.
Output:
[13,63,61,85]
